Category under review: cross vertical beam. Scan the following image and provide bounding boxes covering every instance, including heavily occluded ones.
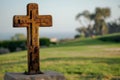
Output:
[13,3,52,74]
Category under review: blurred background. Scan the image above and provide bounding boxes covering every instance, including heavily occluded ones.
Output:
[0,0,120,40]
[0,0,120,80]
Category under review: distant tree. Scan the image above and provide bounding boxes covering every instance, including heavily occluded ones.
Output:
[76,10,95,37]
[74,34,81,39]
[76,25,94,37]
[76,7,111,36]
[76,10,95,26]
[93,7,110,35]
[11,33,26,40]
[107,17,120,33]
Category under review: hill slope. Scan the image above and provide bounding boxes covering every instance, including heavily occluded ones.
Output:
[0,33,120,80]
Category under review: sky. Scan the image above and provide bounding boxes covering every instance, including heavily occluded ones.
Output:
[0,0,120,40]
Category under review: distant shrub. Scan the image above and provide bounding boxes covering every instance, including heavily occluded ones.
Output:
[0,37,50,54]
[40,38,50,47]
[98,33,120,43]
[74,34,81,39]
[0,40,26,53]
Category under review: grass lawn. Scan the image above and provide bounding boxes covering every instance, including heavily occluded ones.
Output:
[0,37,120,80]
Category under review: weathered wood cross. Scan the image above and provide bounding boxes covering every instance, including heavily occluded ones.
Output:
[13,3,52,74]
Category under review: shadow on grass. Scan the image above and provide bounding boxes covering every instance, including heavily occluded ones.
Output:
[41,57,120,65]
[1,57,119,66]
[0,60,27,66]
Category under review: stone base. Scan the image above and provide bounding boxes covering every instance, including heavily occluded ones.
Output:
[4,71,66,80]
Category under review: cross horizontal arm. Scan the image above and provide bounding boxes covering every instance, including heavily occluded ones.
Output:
[13,15,30,27]
[36,15,52,27]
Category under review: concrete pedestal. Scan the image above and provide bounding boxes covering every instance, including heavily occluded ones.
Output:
[4,71,66,80]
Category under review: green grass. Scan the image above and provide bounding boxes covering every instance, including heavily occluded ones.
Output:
[0,35,120,80]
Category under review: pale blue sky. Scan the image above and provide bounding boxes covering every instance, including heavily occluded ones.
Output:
[0,0,120,40]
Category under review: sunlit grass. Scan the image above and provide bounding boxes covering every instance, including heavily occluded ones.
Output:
[0,37,120,80]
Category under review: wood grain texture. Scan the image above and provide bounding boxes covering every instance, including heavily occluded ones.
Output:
[13,3,52,74]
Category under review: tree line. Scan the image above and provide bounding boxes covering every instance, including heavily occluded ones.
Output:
[75,7,120,38]
[0,36,51,54]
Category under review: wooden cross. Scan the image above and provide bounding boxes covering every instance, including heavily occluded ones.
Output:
[13,3,52,74]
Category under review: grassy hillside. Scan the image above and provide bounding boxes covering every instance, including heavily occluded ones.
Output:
[0,34,120,80]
